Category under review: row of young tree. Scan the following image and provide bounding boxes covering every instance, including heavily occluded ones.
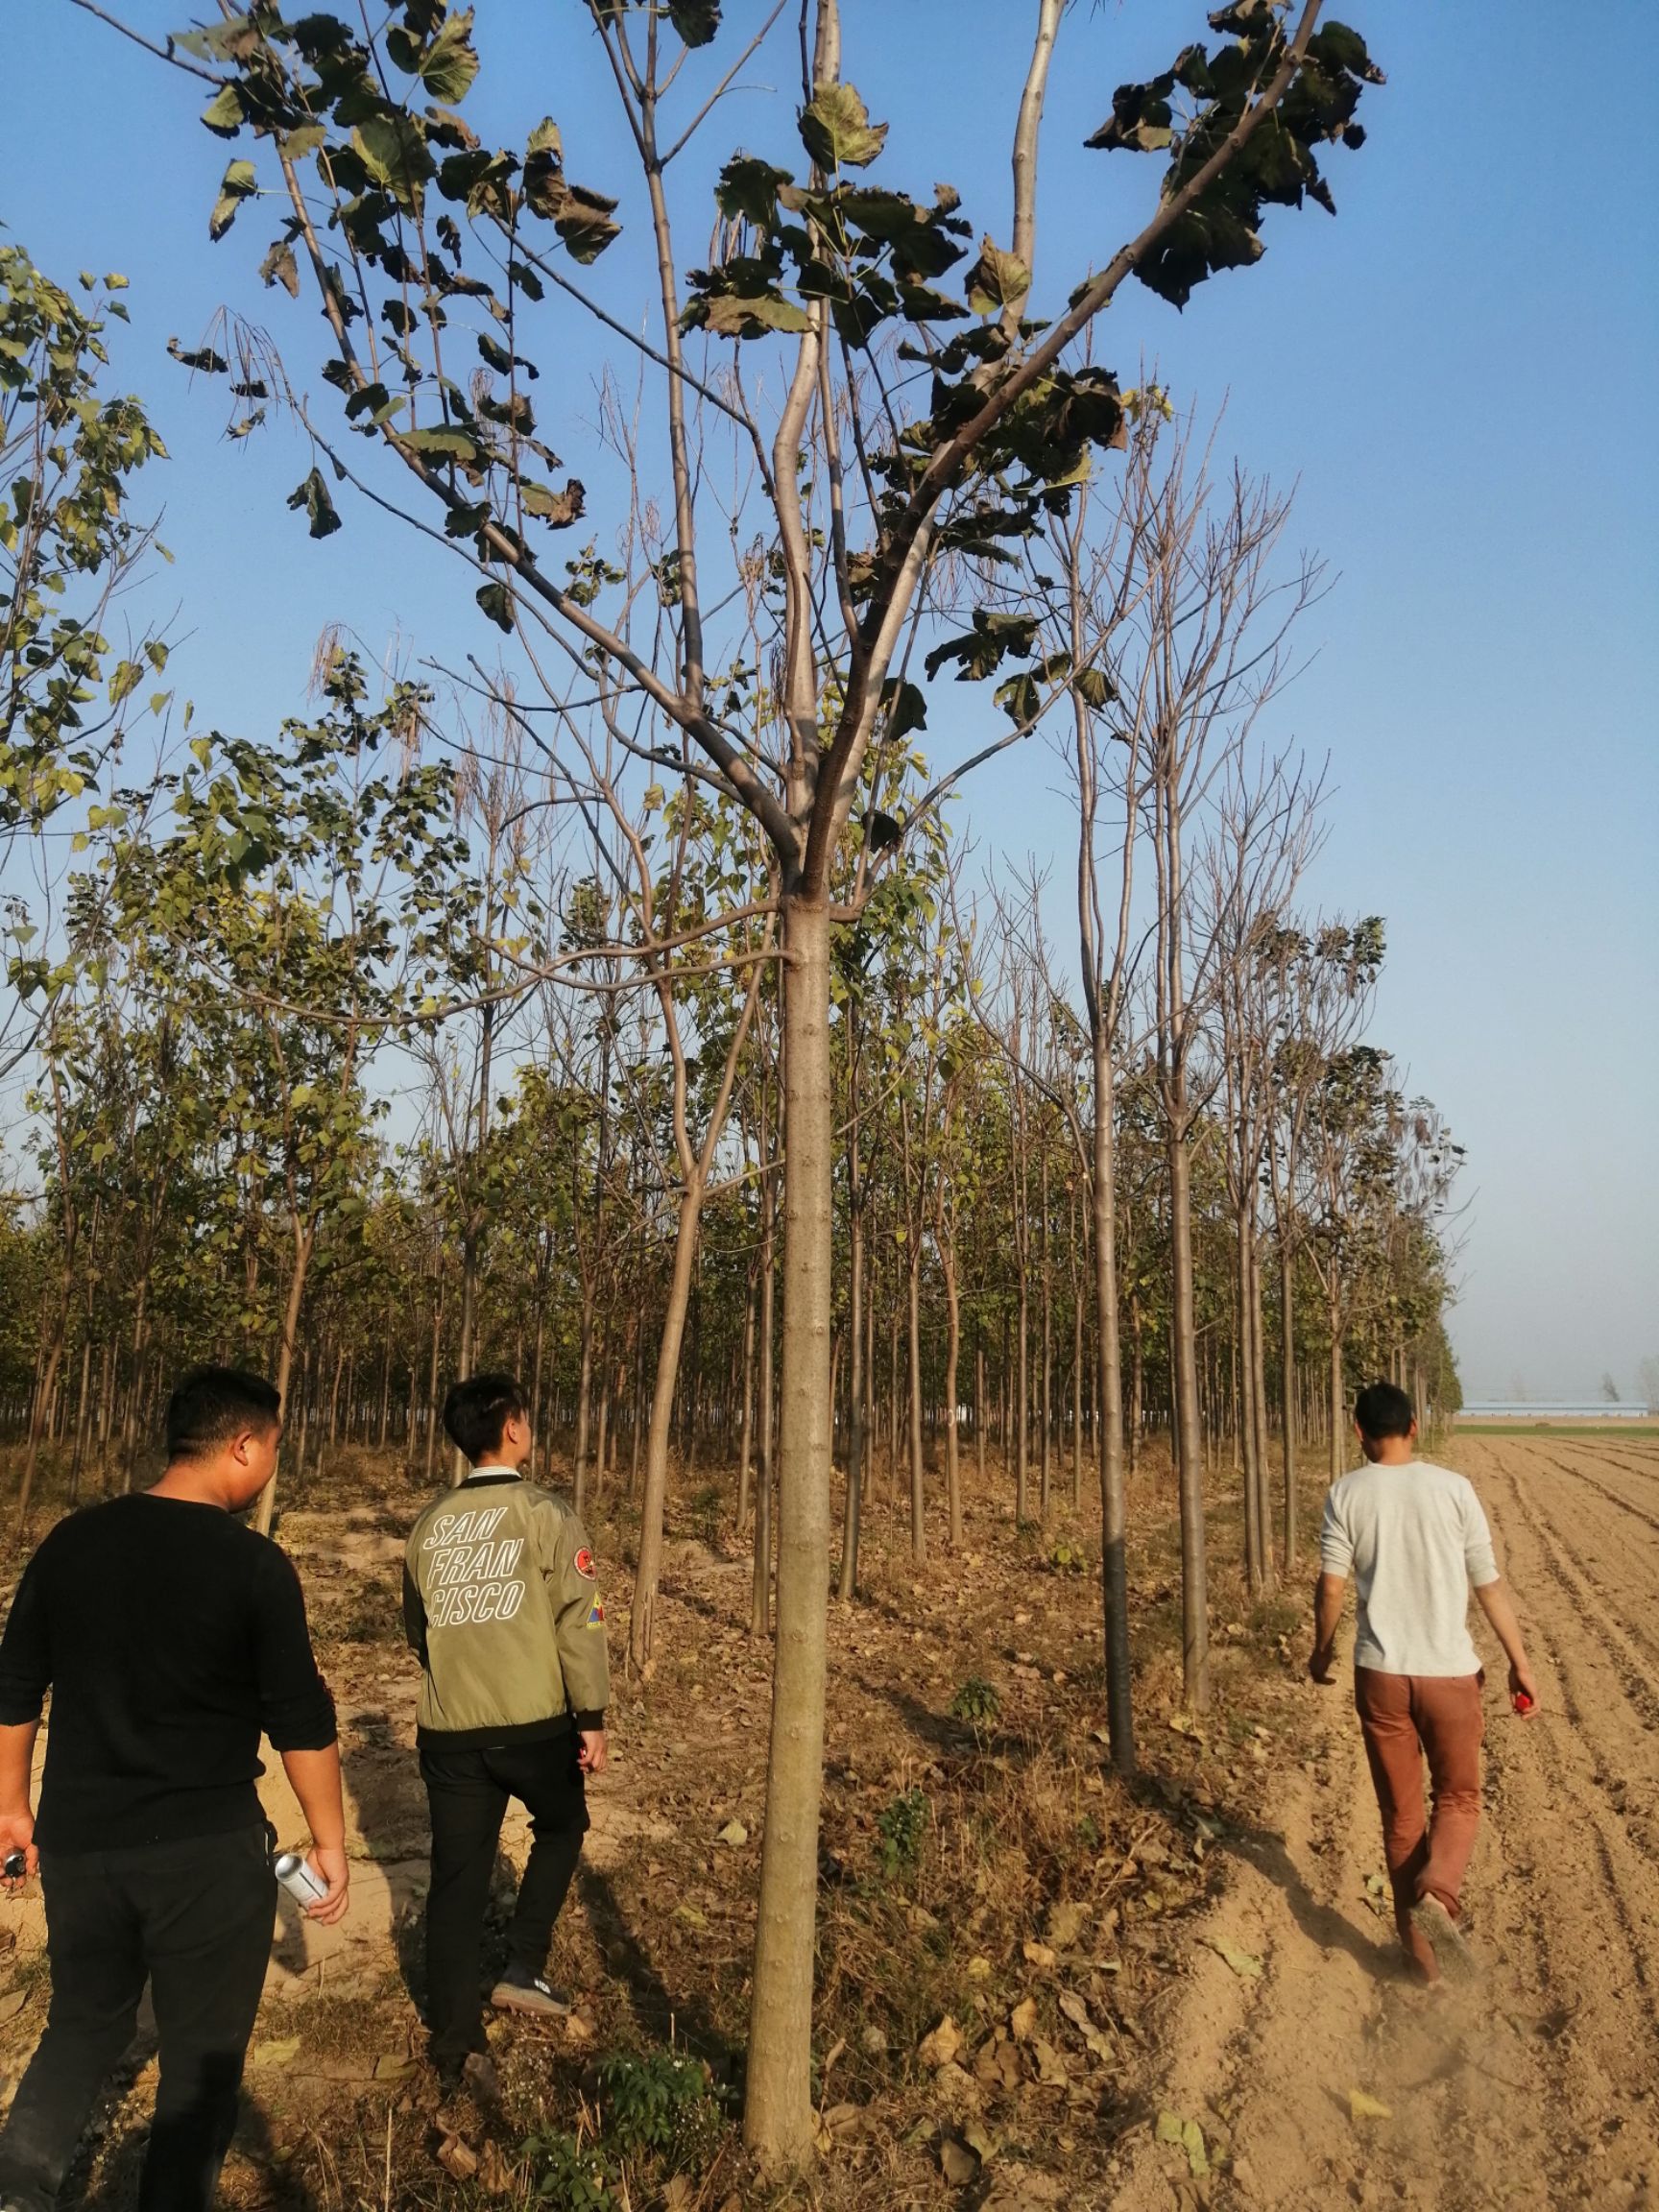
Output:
[3,0,1432,2165]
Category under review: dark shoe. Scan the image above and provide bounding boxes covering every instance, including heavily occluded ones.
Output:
[489,1967,571,2019]
[1410,1893,1479,1982]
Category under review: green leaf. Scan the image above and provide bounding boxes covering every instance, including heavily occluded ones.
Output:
[1072,665,1117,710]
[519,478,586,527]
[715,155,792,228]
[993,670,1040,726]
[696,290,809,338]
[667,0,720,47]
[475,580,514,632]
[878,678,926,740]
[258,238,301,298]
[208,159,257,242]
[799,82,888,171]
[166,338,230,374]
[286,467,342,539]
[964,234,1030,316]
[401,424,481,461]
[352,114,436,207]
[201,83,246,137]
[407,9,479,104]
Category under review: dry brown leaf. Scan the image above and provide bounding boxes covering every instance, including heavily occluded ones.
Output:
[1031,2037,1069,2085]
[565,2012,594,2044]
[1056,1989,1113,2062]
[918,2015,961,2069]
[1009,1997,1038,2042]
[477,2141,517,2196]
[373,2053,417,2081]
[965,1955,992,1981]
[1046,1901,1089,1949]
[0,1989,27,2024]
[1348,2088,1393,2123]
[436,2133,478,2180]
[247,2035,301,2071]
[940,2134,979,2186]
[716,1819,748,1847]
[1022,1940,1057,1969]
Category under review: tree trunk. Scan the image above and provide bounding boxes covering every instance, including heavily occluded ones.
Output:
[1016,1271,1029,1523]
[746,893,832,2161]
[1039,1149,1052,1517]
[1329,1313,1346,1480]
[572,1297,595,1514]
[836,1148,864,1599]
[1238,1211,1263,1598]
[1168,1127,1210,1712]
[737,1275,757,1528]
[941,1247,962,1550]
[1091,1041,1135,1769]
[751,1161,777,1638]
[632,1173,705,1667]
[423,1288,445,1487]
[906,1242,926,1563]
[16,1320,66,1525]
[255,1223,313,1536]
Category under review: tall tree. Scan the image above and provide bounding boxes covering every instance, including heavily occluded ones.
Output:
[108,0,1384,2157]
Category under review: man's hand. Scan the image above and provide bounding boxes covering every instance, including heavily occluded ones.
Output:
[1309,1644,1337,1687]
[1508,1657,1540,1715]
[578,1728,608,1777]
[303,1842,350,1925]
[0,1807,36,1890]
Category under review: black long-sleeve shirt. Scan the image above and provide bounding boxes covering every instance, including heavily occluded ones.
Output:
[0,1493,336,1852]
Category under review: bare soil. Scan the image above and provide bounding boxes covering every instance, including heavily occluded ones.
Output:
[1,1431,1652,2208]
[1112,1432,1659,2212]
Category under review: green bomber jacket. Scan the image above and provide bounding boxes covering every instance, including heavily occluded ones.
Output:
[402,1472,610,1747]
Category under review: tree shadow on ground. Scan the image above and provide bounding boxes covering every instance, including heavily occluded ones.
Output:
[1201,1811,1395,1981]
[50,2004,320,2212]
[573,1865,741,2087]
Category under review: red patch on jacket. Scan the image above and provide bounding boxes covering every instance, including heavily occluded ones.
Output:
[574,1547,597,1580]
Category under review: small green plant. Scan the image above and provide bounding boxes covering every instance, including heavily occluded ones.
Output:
[593,2049,725,2171]
[520,2130,614,2210]
[1048,1536,1087,1574]
[877,1786,929,1878]
[950,1675,1001,1730]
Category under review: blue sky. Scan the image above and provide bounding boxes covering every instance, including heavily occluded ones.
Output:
[6,1,1656,1400]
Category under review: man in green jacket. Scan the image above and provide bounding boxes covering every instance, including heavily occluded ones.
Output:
[403,1374,609,2092]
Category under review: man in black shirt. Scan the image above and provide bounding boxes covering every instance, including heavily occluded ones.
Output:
[0,1367,347,2212]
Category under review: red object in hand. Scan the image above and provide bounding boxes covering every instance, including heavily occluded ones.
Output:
[1512,1690,1534,1714]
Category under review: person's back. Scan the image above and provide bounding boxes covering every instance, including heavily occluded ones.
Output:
[13,1491,337,1852]
[1311,1381,1537,1984]
[1320,1455,1495,1678]
[0,1366,348,2212]
[404,1372,610,2095]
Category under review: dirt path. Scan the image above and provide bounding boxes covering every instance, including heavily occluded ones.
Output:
[1118,1433,1659,2211]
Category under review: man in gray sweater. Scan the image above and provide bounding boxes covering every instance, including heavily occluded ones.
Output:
[1310,1381,1538,1982]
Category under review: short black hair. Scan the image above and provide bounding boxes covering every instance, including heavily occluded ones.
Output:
[1354,1380,1416,1442]
[443,1373,528,1464]
[165,1366,282,1460]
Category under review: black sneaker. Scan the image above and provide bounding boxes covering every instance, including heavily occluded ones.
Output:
[489,1967,571,2019]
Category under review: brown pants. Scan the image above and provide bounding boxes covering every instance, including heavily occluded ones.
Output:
[1355,1666,1484,1980]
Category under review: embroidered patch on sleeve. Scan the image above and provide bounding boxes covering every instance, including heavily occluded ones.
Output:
[585,1597,606,1628]
[573,1546,597,1580]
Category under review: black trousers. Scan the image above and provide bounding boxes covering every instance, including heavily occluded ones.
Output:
[0,1826,275,2212]
[420,1732,589,2071]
